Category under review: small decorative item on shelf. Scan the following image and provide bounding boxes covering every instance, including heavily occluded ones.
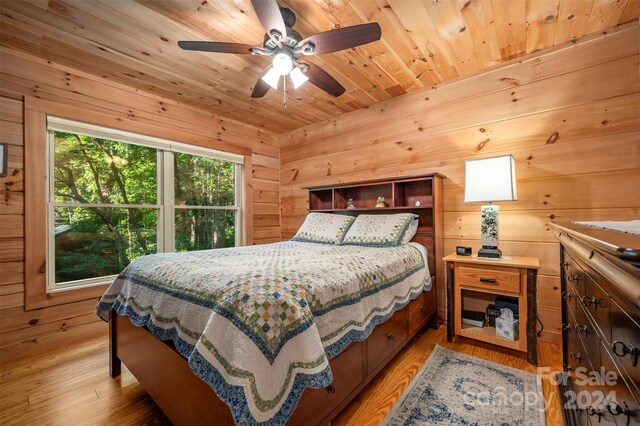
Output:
[375,196,386,208]
[486,303,501,327]
[347,198,356,209]
[496,308,519,340]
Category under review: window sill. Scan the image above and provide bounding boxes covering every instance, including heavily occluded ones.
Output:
[26,283,110,311]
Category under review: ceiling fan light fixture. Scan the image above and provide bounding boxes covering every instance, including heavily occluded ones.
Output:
[290,67,308,89]
[272,52,294,75]
[179,0,381,99]
[261,67,281,90]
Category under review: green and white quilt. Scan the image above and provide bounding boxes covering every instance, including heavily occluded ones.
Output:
[96,241,431,425]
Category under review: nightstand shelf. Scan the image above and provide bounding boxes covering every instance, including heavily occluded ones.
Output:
[443,253,541,364]
[459,324,521,350]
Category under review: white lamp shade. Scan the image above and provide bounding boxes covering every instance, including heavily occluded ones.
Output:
[261,67,281,90]
[290,67,309,89]
[464,155,518,203]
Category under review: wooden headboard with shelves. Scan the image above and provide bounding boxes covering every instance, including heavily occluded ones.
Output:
[306,173,444,320]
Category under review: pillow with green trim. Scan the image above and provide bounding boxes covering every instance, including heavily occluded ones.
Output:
[342,213,418,247]
[291,213,355,245]
[401,216,419,244]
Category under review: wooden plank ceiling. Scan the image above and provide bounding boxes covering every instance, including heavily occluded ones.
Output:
[1,0,638,133]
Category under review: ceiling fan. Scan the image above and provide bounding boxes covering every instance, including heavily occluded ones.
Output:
[178,0,381,102]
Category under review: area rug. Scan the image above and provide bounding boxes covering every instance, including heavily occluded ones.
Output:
[382,345,546,425]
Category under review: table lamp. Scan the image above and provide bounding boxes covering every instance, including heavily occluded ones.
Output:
[464,155,518,258]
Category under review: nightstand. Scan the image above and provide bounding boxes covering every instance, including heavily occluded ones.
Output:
[443,253,541,364]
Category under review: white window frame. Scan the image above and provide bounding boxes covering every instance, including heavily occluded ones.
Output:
[46,117,244,292]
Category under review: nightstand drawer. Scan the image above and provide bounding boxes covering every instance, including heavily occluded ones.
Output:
[458,266,520,293]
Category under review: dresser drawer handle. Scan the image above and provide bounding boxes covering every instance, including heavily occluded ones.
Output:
[326,384,336,394]
[575,324,589,337]
[568,274,580,282]
[420,305,426,312]
[570,352,582,362]
[585,406,602,422]
[562,323,572,332]
[612,341,639,367]
[479,278,497,283]
[607,400,630,425]
[581,296,600,309]
[386,333,395,342]
[561,291,574,301]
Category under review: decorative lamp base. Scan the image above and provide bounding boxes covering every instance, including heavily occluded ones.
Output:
[479,204,501,258]
[478,246,502,258]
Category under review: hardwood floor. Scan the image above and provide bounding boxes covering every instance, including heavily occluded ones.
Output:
[333,326,563,426]
[0,326,563,425]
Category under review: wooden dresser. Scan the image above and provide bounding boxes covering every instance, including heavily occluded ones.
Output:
[551,222,640,426]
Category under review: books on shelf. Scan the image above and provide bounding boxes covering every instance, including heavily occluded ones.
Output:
[461,310,485,328]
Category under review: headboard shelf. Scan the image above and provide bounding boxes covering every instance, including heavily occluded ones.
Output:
[307,173,441,211]
[306,173,444,323]
[310,206,435,212]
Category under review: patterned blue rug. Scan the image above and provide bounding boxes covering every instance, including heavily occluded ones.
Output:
[382,345,546,425]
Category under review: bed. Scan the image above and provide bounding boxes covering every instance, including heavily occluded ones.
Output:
[98,176,443,425]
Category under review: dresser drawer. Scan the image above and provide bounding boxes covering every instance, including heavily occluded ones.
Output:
[565,308,612,425]
[563,252,586,297]
[366,309,407,375]
[458,266,520,294]
[575,302,601,369]
[290,341,364,425]
[566,307,590,373]
[407,291,434,336]
[610,299,640,395]
[600,341,640,425]
[582,274,612,344]
[562,280,580,316]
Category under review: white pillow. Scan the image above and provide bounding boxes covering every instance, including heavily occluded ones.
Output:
[342,213,418,247]
[401,216,419,244]
[291,213,355,245]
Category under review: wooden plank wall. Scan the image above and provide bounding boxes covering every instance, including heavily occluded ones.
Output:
[279,22,640,345]
[0,48,280,362]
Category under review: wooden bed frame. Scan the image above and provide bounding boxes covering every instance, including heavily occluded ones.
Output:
[108,174,443,425]
[109,289,436,425]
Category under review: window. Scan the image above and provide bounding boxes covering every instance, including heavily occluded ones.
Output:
[173,152,238,251]
[47,117,243,291]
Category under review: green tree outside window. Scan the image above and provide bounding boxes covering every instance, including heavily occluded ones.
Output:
[53,131,237,285]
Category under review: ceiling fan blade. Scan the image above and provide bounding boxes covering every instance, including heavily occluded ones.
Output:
[298,23,381,55]
[303,62,346,97]
[251,67,273,98]
[178,41,254,54]
[251,0,287,41]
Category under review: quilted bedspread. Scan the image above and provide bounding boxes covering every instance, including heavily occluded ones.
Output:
[96,241,431,425]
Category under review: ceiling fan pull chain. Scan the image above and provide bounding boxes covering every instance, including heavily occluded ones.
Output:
[283,75,287,111]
